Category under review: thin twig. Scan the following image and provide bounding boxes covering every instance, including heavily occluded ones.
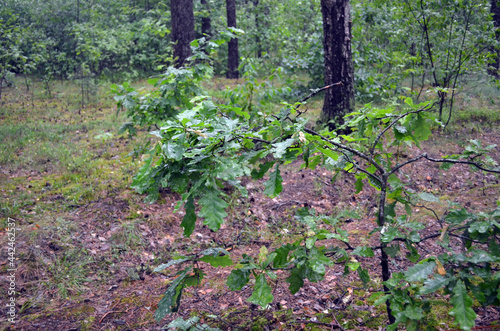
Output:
[424,155,500,174]
[370,103,436,156]
[296,82,343,112]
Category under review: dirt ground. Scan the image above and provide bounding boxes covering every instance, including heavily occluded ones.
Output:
[1,100,500,330]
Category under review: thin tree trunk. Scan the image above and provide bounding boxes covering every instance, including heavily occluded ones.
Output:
[226,0,239,79]
[253,0,262,58]
[377,183,396,325]
[201,0,212,39]
[171,0,195,68]
[320,0,355,130]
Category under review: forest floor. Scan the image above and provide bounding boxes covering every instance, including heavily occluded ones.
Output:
[0,78,500,331]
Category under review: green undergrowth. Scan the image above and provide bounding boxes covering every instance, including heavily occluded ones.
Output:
[1,75,499,330]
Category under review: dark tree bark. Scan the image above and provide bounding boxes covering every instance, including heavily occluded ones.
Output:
[171,0,195,68]
[253,0,262,58]
[226,0,239,79]
[320,0,355,130]
[489,0,500,78]
[201,0,212,39]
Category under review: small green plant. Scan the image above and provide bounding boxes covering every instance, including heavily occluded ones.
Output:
[166,316,221,331]
[45,249,93,298]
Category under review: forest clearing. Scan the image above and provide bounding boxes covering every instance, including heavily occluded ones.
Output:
[1,0,500,330]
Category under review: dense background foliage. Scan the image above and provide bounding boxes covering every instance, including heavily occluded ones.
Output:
[2,0,498,99]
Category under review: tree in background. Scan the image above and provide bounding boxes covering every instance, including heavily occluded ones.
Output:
[200,0,212,39]
[489,0,500,78]
[226,0,239,79]
[320,0,355,129]
[171,0,195,68]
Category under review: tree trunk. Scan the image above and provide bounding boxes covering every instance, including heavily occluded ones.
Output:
[226,0,239,79]
[253,0,262,58]
[171,0,195,68]
[320,0,355,130]
[489,0,500,78]
[201,0,212,39]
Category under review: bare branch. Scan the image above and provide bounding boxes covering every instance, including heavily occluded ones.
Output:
[424,155,500,174]
[303,127,386,175]
[296,82,342,111]
[389,153,428,175]
[370,103,436,156]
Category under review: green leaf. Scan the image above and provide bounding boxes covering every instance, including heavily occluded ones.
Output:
[227,269,251,291]
[355,176,364,194]
[358,267,370,287]
[199,255,233,267]
[412,113,432,141]
[408,230,421,243]
[286,268,304,294]
[154,267,191,321]
[266,270,278,280]
[372,293,391,306]
[384,245,400,258]
[440,162,454,170]
[468,221,490,234]
[352,246,375,257]
[405,242,421,263]
[232,107,250,119]
[167,316,199,330]
[445,208,472,224]
[183,268,205,287]
[251,161,275,180]
[466,249,497,264]
[316,145,339,161]
[381,227,400,243]
[418,192,439,203]
[263,164,283,198]
[347,262,361,271]
[164,141,185,161]
[404,305,424,320]
[271,138,296,158]
[154,258,191,272]
[395,124,408,135]
[420,275,450,295]
[449,280,477,330]
[307,155,322,170]
[198,190,228,231]
[180,196,196,237]
[259,246,268,264]
[167,317,222,331]
[131,153,155,193]
[247,274,273,307]
[273,244,293,268]
[404,261,436,282]
[388,174,405,190]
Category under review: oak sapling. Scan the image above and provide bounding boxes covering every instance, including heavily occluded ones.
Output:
[117,41,499,328]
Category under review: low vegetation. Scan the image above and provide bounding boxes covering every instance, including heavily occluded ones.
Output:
[1,70,499,329]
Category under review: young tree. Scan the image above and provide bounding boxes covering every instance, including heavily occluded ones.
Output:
[0,11,26,100]
[226,0,239,79]
[320,0,355,130]
[171,0,195,68]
